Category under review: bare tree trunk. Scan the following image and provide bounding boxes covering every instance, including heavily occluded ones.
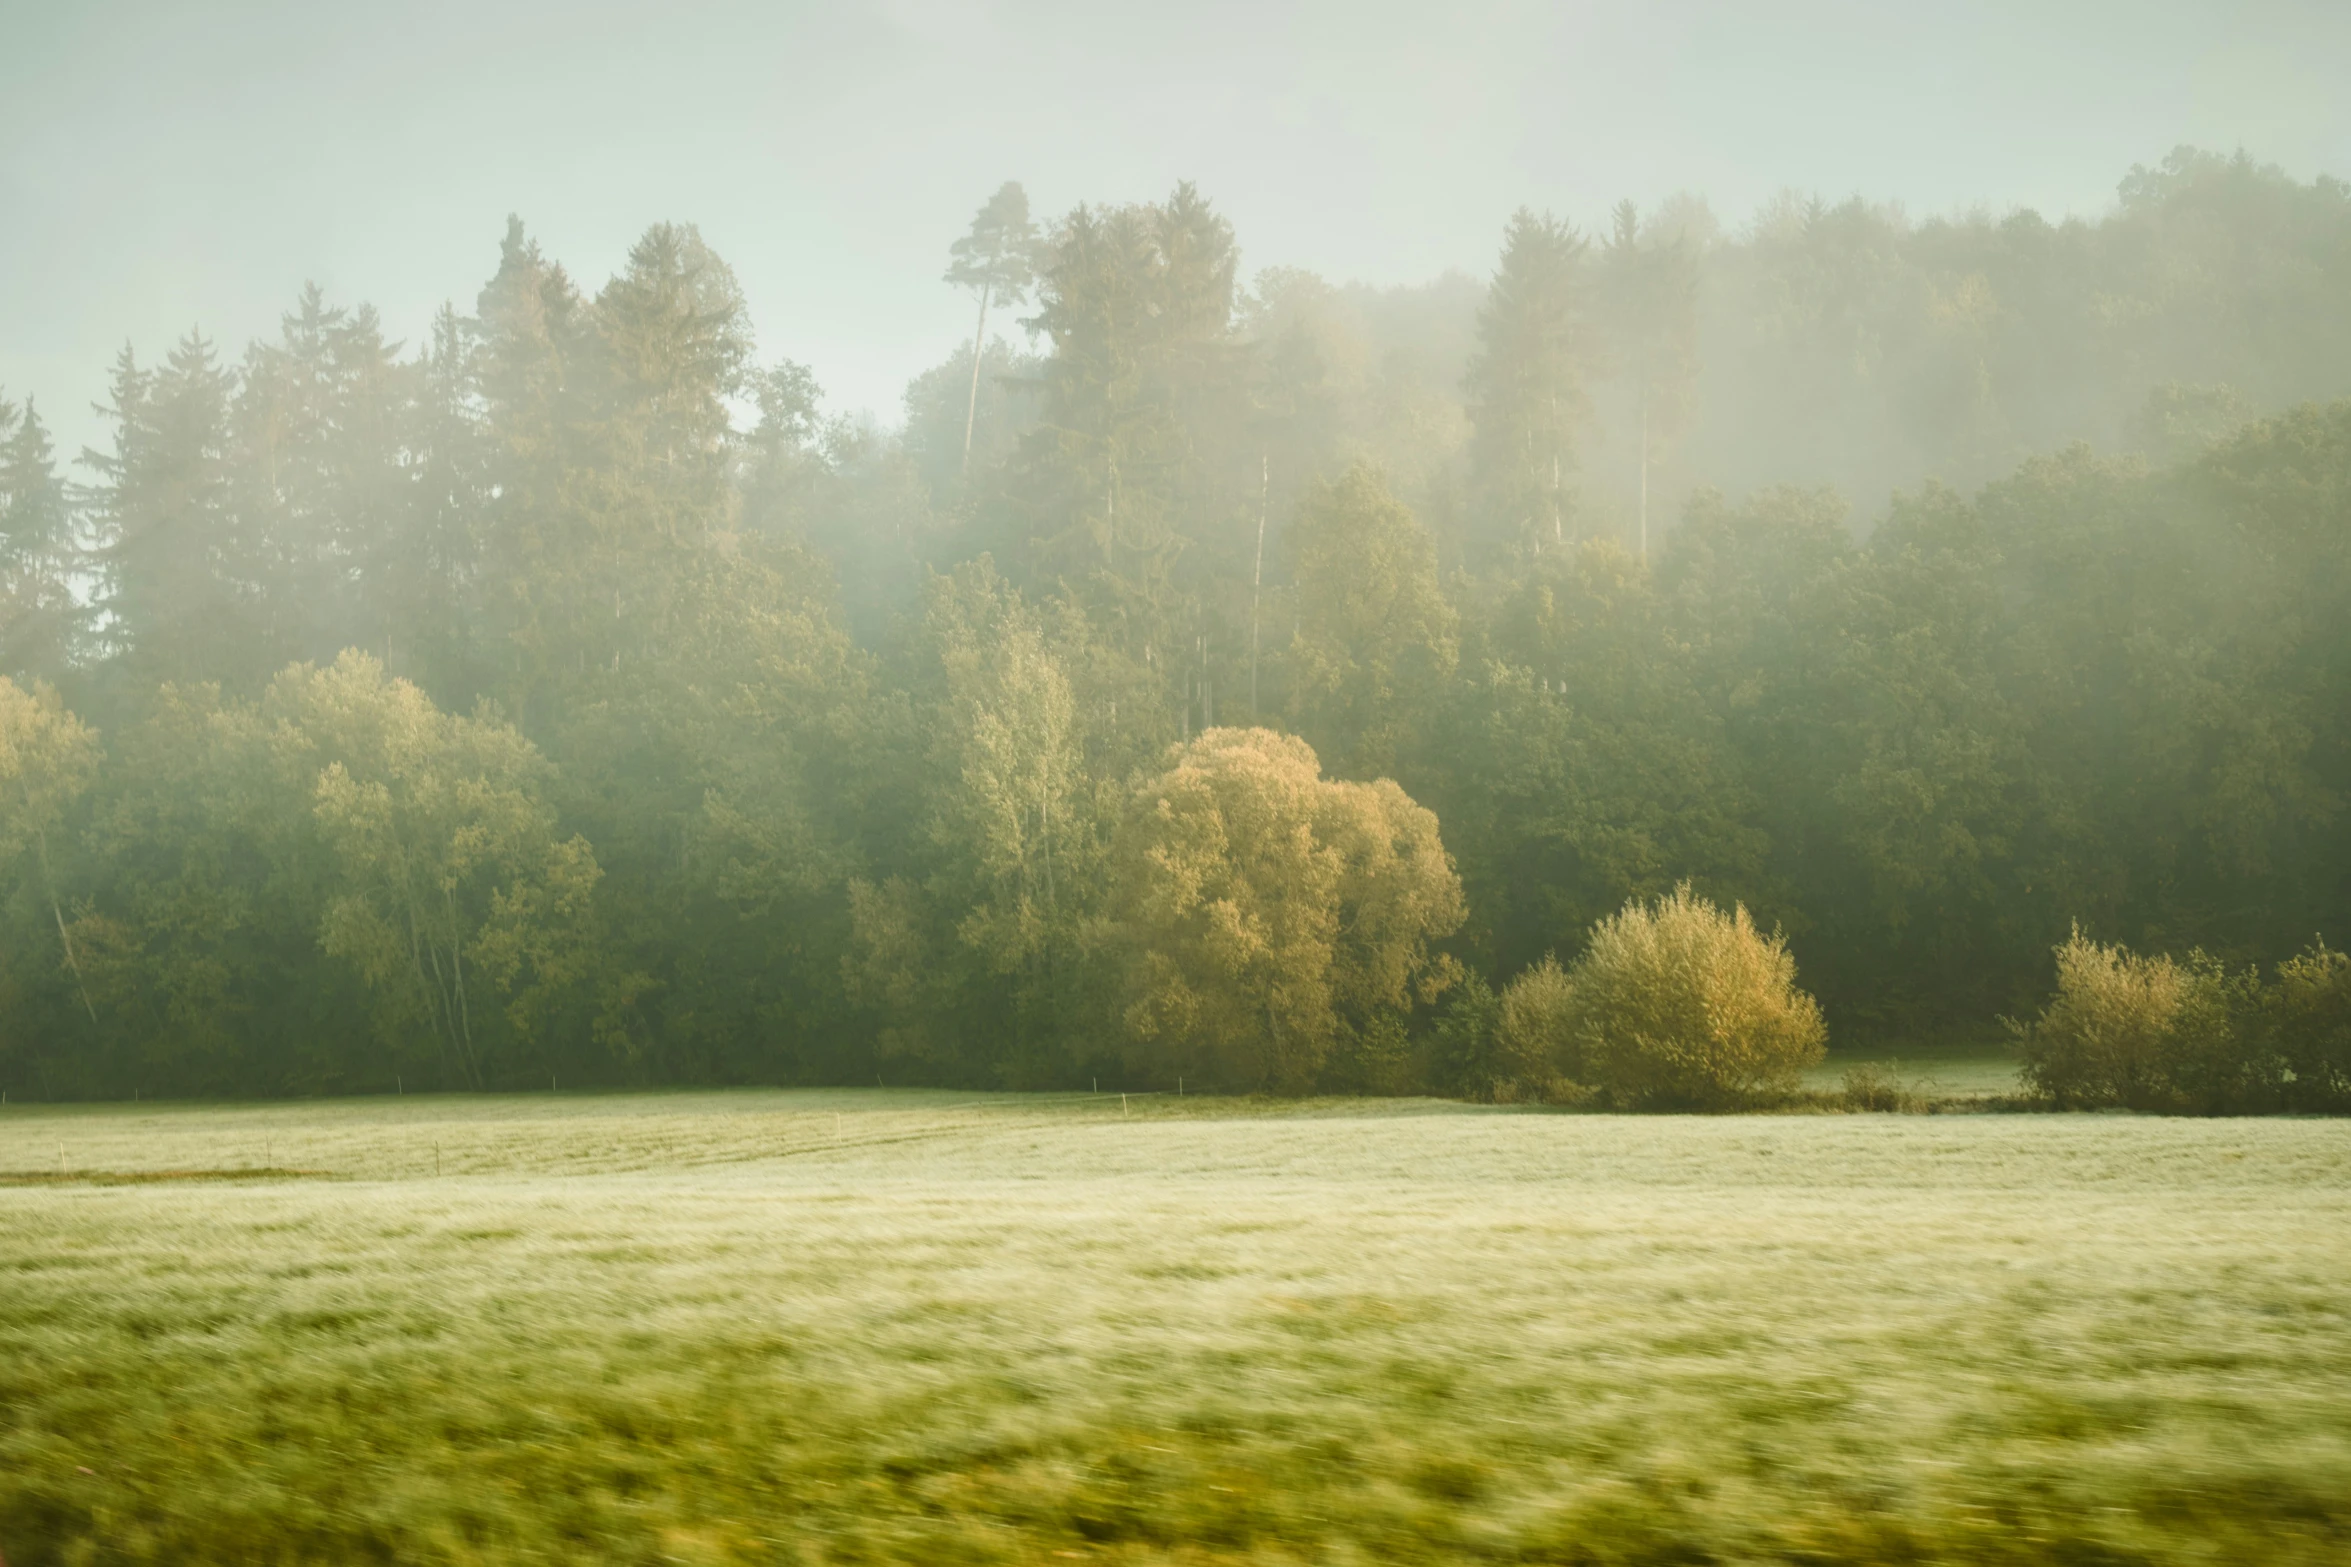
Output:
[960,282,992,475]
[1251,452,1267,719]
[1638,388,1650,562]
[409,902,455,1087]
[35,830,96,1024]
[1198,632,1209,730]
[1552,451,1562,544]
[422,936,471,1089]
[1548,389,1562,544]
[419,896,479,1093]
[1041,791,1054,911]
[447,887,476,1086]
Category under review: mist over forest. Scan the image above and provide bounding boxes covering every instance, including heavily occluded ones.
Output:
[3,145,2349,1098]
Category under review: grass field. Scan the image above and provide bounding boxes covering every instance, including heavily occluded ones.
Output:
[3,1090,2348,1565]
[1805,1042,2026,1100]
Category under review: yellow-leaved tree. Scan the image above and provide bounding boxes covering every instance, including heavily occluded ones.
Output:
[1112,727,1463,1092]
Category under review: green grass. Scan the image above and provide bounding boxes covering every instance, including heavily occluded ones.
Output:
[3,1090,2348,1564]
[1805,1042,2026,1100]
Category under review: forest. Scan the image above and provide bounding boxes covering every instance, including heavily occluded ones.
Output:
[2,145,2348,1099]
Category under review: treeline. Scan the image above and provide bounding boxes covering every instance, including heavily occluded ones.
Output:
[2,149,2349,1099]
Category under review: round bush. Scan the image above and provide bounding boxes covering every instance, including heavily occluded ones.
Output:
[1492,956,1582,1100]
[1569,884,1825,1108]
[2269,941,2351,1112]
[2016,927,2270,1113]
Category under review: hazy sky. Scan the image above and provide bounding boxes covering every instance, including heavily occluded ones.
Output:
[5,0,2346,458]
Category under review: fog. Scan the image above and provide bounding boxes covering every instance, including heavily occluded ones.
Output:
[7,0,2351,1098]
[7,0,2347,457]
[9,11,2351,1559]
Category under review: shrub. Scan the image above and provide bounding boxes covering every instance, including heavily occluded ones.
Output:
[2012,928,2274,1113]
[1838,1062,1923,1113]
[1568,884,1826,1109]
[1492,956,1585,1101]
[1428,972,1502,1097]
[2269,940,2351,1112]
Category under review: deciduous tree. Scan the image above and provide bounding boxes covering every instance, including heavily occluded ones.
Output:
[1111,727,1462,1091]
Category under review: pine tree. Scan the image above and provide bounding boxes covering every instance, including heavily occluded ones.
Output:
[1465,209,1589,556]
[1599,201,1700,559]
[232,285,417,670]
[85,334,253,685]
[944,182,1039,477]
[471,215,586,719]
[1016,183,1243,674]
[386,303,485,698]
[0,396,85,682]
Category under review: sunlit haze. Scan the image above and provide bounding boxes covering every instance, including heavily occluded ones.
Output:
[6,0,2346,452]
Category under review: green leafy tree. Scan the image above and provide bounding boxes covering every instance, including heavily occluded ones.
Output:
[0,677,102,1026]
[62,682,347,1094]
[1491,955,1580,1098]
[845,562,1104,1082]
[276,652,600,1089]
[1431,537,1765,980]
[1284,463,1457,778]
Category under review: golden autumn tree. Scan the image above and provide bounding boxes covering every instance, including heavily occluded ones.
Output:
[1111,727,1463,1092]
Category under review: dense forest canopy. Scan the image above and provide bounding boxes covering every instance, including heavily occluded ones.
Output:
[2,146,2348,1097]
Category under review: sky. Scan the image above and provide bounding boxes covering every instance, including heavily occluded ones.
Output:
[4,0,2347,460]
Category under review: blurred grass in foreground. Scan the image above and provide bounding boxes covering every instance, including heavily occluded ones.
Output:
[2,1090,2347,1564]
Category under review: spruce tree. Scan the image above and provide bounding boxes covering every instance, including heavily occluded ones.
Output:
[85,334,254,686]
[0,396,85,682]
[1465,209,1589,557]
[1599,201,1699,559]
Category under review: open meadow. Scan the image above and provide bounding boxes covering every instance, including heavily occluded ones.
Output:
[3,1090,2349,1565]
